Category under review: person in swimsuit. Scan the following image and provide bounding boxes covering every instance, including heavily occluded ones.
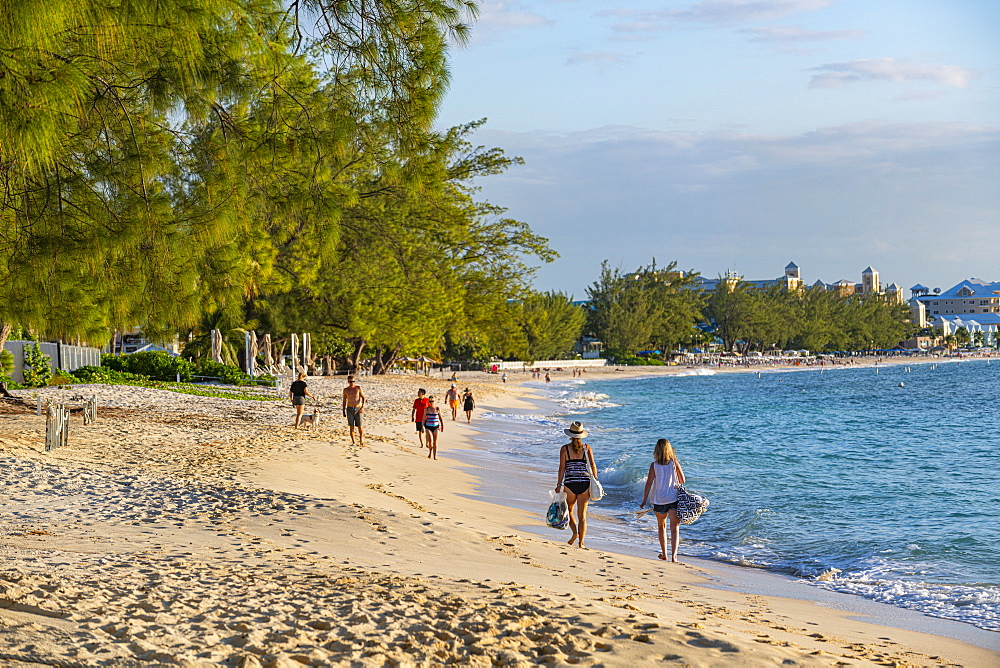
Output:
[462,388,475,423]
[289,372,314,427]
[554,421,599,548]
[640,438,687,563]
[342,375,366,446]
[422,396,444,459]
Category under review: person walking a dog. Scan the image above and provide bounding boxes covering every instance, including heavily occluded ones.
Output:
[342,375,366,446]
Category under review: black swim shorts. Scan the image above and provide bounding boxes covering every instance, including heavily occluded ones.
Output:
[346,406,362,427]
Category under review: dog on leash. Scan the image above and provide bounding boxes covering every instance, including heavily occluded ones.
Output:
[299,408,321,429]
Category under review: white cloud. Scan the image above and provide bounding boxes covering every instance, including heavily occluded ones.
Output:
[669,0,836,25]
[472,1,551,40]
[468,122,1000,296]
[606,1,836,39]
[742,25,865,43]
[809,58,979,89]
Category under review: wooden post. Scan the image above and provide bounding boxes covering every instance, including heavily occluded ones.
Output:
[83,396,97,425]
[45,404,70,452]
[290,334,299,376]
[302,333,311,373]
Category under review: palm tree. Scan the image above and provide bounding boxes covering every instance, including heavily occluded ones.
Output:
[180,311,247,366]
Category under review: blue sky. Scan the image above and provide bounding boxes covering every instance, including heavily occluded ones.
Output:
[435,0,999,298]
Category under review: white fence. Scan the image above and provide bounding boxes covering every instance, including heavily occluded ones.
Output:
[493,359,608,371]
[3,340,102,383]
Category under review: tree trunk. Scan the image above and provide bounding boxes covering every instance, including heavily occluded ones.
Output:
[349,339,366,373]
[0,322,11,353]
[319,355,331,376]
[374,346,401,375]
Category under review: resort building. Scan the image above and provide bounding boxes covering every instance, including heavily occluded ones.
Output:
[909,278,1000,342]
[693,263,903,302]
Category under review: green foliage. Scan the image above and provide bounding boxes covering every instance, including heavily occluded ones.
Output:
[49,372,77,386]
[0,349,13,379]
[196,360,257,386]
[586,261,706,358]
[71,366,147,384]
[510,291,586,361]
[706,281,913,352]
[0,0,487,350]
[616,355,666,366]
[22,342,52,388]
[102,352,195,382]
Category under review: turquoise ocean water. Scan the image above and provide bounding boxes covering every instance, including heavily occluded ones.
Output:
[479,359,1000,632]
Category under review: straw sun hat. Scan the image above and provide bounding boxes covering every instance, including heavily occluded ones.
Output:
[564,422,588,439]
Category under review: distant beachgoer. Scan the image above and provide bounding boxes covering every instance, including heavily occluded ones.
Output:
[342,375,366,446]
[545,372,551,383]
[640,438,687,563]
[289,372,314,427]
[555,421,598,548]
[501,372,508,383]
[462,388,475,423]
[444,384,460,421]
[449,371,458,382]
[411,388,429,446]
[423,396,444,459]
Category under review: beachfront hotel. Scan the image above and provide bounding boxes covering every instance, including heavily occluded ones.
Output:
[909,278,1000,345]
[692,262,905,302]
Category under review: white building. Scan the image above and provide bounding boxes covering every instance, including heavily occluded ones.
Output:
[910,278,1000,340]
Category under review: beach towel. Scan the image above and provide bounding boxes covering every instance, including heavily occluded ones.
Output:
[546,490,569,529]
[676,486,710,525]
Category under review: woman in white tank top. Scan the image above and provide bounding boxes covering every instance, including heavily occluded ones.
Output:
[640,438,686,562]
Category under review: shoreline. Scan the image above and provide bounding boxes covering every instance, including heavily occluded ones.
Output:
[0,371,996,666]
[449,374,1000,653]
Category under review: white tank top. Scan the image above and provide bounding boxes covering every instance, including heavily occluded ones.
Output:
[651,461,679,504]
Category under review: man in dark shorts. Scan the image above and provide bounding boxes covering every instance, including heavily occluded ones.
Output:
[411,388,429,446]
[342,375,366,446]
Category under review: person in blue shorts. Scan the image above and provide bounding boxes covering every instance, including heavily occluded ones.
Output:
[640,438,686,563]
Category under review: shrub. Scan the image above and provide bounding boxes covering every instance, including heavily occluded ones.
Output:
[49,372,77,386]
[22,342,52,388]
[102,351,195,381]
[71,365,146,384]
[617,355,666,366]
[196,360,254,386]
[0,349,13,378]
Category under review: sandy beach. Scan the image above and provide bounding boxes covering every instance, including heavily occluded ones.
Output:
[1,364,998,667]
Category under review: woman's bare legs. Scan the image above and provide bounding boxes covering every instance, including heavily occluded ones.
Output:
[294,404,304,427]
[564,490,578,545]
[655,512,669,559]
[575,492,590,547]
[426,429,438,459]
[668,509,682,563]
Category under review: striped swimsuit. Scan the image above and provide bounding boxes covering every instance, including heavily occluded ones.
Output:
[562,445,591,495]
[424,409,441,431]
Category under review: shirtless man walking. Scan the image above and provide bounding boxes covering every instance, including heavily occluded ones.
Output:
[444,384,460,421]
[342,375,366,446]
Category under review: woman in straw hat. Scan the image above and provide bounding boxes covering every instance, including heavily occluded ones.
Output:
[554,421,599,548]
